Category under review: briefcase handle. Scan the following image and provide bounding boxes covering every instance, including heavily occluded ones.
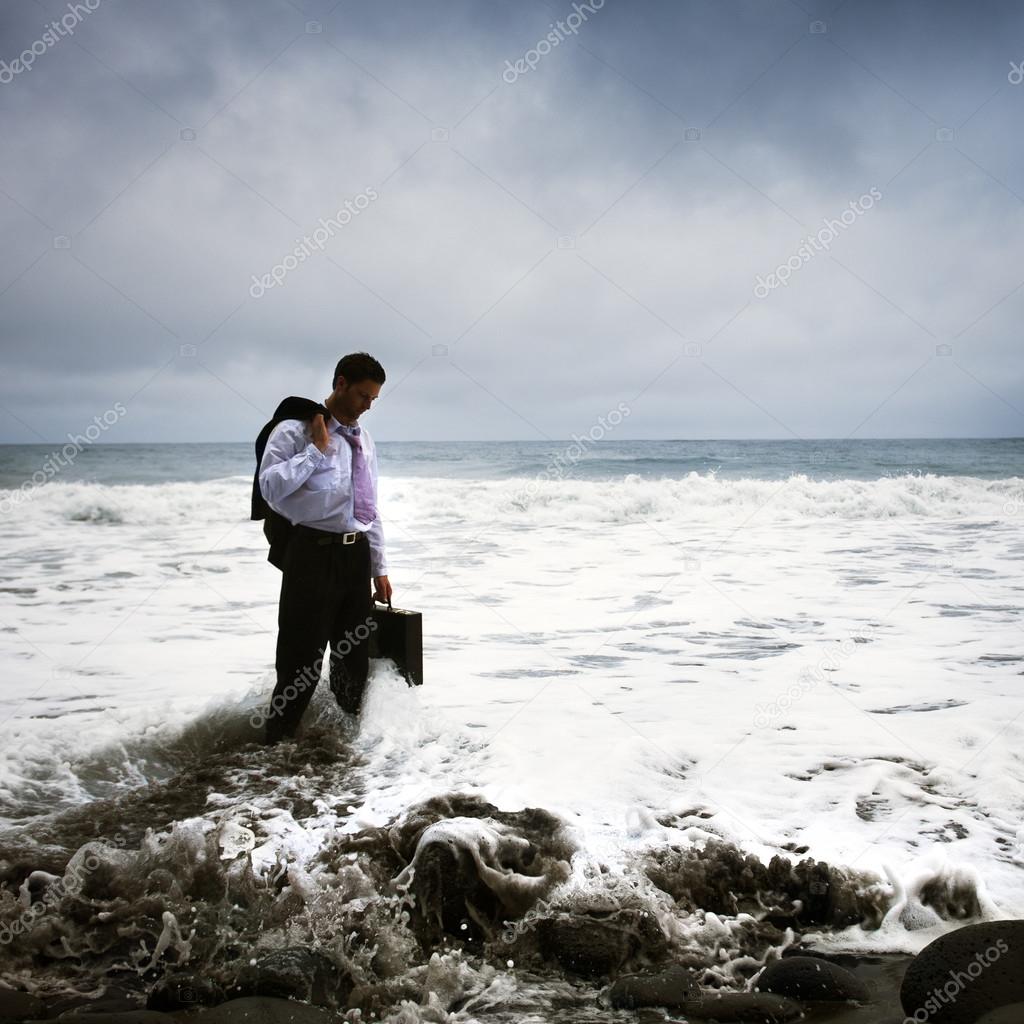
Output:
[373,597,393,611]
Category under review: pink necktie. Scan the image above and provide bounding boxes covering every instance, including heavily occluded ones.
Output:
[340,429,376,524]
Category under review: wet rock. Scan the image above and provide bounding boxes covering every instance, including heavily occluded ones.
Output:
[682,991,804,1021]
[55,987,148,1019]
[975,1005,1024,1023]
[56,1015,171,1024]
[43,995,93,1018]
[900,921,1024,1024]
[755,955,869,1002]
[57,1000,143,1018]
[232,947,352,1008]
[539,912,634,977]
[644,840,887,930]
[0,845,75,893]
[146,973,224,1012]
[609,965,698,1009]
[389,794,575,946]
[0,991,45,1021]
[401,839,488,944]
[916,872,987,922]
[538,902,667,979]
[185,997,338,1024]
[49,994,140,1019]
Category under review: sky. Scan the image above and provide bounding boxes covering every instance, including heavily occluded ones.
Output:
[1,0,1022,443]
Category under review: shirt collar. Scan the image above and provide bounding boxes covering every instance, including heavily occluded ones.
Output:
[333,417,360,437]
[326,414,359,435]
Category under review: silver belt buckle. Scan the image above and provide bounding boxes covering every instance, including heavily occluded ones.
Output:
[342,531,357,545]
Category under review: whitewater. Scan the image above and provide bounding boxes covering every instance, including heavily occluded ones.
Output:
[1,459,1022,1018]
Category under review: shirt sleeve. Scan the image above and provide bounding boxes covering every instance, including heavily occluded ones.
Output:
[258,420,326,508]
[366,440,388,578]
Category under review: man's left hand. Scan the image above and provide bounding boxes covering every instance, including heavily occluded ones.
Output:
[373,575,392,604]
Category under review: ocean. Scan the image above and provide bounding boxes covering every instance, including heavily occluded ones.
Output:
[1,437,1022,1019]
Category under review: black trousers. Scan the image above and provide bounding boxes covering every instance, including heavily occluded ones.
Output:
[264,526,372,743]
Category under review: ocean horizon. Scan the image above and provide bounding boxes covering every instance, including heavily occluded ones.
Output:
[2,436,1022,489]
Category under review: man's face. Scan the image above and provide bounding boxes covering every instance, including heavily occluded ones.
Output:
[333,376,381,421]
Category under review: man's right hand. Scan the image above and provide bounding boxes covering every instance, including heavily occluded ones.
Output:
[311,413,330,453]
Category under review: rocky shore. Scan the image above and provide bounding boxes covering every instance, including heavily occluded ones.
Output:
[1,782,1020,1024]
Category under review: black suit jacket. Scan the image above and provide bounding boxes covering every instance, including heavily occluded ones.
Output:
[251,396,329,570]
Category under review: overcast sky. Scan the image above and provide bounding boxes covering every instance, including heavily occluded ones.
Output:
[1,0,1022,443]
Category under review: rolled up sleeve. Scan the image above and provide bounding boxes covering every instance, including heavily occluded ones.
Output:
[366,441,387,577]
[259,422,325,510]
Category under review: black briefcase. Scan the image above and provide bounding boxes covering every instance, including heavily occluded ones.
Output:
[369,600,423,686]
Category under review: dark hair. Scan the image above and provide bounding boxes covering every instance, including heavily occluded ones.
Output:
[333,352,386,389]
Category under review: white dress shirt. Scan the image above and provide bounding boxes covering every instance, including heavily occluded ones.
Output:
[258,415,387,577]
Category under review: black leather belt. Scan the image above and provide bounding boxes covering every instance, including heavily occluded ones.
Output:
[294,524,367,546]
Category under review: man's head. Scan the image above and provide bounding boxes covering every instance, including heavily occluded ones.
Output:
[329,352,386,424]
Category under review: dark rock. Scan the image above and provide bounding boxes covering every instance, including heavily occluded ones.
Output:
[644,839,887,930]
[43,996,94,1018]
[181,996,338,1024]
[682,991,804,1021]
[900,921,1024,1024]
[232,947,351,1008]
[48,982,147,1020]
[755,954,869,1002]
[0,991,45,1022]
[538,903,666,979]
[56,1015,170,1024]
[57,1000,143,1018]
[403,840,488,944]
[609,965,699,1009]
[391,795,575,947]
[46,995,144,1019]
[976,1005,1024,1023]
[539,913,633,977]
[146,973,224,1012]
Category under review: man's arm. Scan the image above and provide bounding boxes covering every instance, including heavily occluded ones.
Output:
[258,419,327,506]
[366,438,391,602]
[366,514,387,578]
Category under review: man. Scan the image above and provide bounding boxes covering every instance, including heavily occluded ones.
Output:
[258,352,392,743]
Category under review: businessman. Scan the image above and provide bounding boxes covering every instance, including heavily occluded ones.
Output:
[258,352,391,743]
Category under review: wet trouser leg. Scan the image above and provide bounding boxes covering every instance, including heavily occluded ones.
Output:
[265,531,370,742]
[328,537,372,714]
[265,533,331,743]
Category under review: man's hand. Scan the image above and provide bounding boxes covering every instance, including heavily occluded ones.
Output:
[373,575,392,605]
[311,413,330,453]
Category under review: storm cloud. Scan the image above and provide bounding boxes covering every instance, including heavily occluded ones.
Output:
[1,0,1022,442]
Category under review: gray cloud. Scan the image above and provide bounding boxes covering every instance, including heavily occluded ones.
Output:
[1,0,1022,443]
